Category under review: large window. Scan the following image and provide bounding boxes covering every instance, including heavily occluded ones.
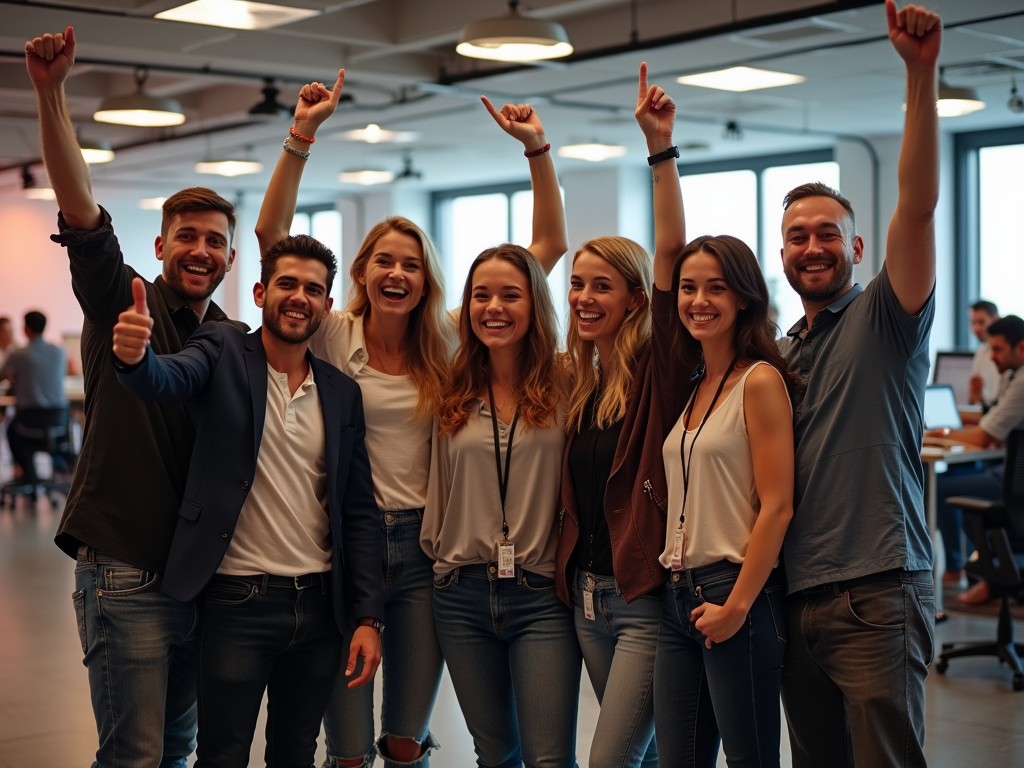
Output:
[955,127,1024,347]
[290,206,344,305]
[433,184,567,332]
[679,151,839,331]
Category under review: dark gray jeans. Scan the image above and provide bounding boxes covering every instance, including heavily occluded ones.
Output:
[780,569,935,768]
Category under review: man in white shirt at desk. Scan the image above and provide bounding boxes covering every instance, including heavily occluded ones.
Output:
[968,299,1001,408]
[932,314,1024,602]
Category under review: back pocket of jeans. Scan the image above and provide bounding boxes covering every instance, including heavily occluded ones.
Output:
[72,588,88,655]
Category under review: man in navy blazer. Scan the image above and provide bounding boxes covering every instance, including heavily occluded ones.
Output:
[113,234,383,767]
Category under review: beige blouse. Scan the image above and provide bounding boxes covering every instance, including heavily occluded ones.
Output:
[421,400,566,577]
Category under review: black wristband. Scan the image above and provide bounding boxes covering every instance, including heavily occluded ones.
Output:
[647,145,680,166]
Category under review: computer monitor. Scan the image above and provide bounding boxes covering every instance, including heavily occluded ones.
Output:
[933,351,975,405]
[924,384,964,431]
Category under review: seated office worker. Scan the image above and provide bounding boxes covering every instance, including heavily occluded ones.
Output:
[968,299,1002,408]
[0,311,68,490]
[933,315,1024,599]
[27,26,243,766]
[111,237,384,768]
[777,4,942,767]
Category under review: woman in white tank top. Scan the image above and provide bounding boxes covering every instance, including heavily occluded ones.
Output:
[654,234,797,768]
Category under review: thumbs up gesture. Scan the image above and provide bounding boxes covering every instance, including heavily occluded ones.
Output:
[113,277,154,366]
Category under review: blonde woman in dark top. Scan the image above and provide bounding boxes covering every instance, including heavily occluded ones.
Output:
[553,63,696,768]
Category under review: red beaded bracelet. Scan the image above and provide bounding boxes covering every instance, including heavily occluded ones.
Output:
[289,127,315,144]
[524,143,551,158]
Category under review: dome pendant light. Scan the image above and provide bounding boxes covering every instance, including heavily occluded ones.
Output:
[94,67,186,127]
[457,0,573,62]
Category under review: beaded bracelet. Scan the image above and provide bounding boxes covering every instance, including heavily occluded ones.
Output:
[282,138,310,160]
[524,143,551,158]
[289,127,315,144]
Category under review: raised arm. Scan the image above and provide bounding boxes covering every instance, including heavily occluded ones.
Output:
[884,0,941,316]
[481,98,568,275]
[26,26,101,230]
[255,70,346,256]
[635,63,686,292]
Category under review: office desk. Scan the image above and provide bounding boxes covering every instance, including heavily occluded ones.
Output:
[922,445,1004,615]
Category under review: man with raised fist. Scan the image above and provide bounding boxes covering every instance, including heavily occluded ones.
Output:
[25,25,344,768]
[112,237,383,767]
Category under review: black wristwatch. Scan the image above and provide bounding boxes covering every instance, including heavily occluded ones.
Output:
[360,618,385,636]
[647,145,680,166]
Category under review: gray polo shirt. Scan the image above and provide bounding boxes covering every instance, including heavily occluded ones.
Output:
[779,264,934,593]
[0,337,67,409]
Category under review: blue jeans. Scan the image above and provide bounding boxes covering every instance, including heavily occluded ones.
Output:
[196,572,343,768]
[433,564,582,768]
[780,569,935,768]
[654,560,787,768]
[324,509,443,767]
[937,465,1002,571]
[73,546,200,768]
[572,570,659,768]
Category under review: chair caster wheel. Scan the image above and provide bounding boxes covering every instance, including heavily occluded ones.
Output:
[936,658,949,674]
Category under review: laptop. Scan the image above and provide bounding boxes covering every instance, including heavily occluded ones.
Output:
[924,384,963,431]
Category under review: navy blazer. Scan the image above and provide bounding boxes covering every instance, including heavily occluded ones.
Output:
[116,324,384,632]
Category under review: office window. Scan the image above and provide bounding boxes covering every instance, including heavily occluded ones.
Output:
[978,143,1024,319]
[434,184,568,336]
[290,207,344,304]
[679,151,838,332]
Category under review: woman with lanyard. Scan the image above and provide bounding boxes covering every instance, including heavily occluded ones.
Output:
[654,231,796,767]
[553,63,697,768]
[422,242,576,767]
[255,74,568,768]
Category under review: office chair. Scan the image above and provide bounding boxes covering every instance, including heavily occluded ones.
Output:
[0,408,75,509]
[935,428,1024,691]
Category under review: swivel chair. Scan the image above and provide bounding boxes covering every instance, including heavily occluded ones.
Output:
[0,408,75,508]
[936,428,1024,691]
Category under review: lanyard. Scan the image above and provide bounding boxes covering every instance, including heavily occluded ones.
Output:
[678,355,739,527]
[487,380,520,541]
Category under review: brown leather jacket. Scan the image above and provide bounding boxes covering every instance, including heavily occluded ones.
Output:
[556,288,697,605]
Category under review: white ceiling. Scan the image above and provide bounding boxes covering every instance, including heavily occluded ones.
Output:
[1,0,1023,205]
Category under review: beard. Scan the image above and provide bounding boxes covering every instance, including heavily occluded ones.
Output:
[162,263,227,303]
[784,255,854,302]
[263,304,323,345]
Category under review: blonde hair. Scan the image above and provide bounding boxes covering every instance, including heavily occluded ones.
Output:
[437,244,564,436]
[565,237,652,432]
[346,217,455,419]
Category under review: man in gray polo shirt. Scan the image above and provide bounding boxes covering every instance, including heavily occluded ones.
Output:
[776,3,941,767]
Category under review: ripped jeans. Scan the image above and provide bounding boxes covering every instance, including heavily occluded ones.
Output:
[323,509,443,767]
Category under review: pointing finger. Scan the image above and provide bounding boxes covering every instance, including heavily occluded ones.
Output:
[638,61,649,102]
[327,68,345,107]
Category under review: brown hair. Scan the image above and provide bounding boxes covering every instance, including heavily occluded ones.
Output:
[783,182,855,231]
[161,187,236,243]
[437,244,563,436]
[346,217,454,420]
[565,237,652,432]
[670,235,797,391]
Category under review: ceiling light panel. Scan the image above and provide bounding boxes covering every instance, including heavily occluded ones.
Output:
[139,197,169,210]
[557,144,627,162]
[156,0,318,31]
[195,160,264,176]
[677,67,806,92]
[336,124,420,144]
[338,170,395,185]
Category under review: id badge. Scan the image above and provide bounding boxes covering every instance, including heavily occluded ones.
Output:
[583,588,596,621]
[670,525,685,572]
[497,541,515,578]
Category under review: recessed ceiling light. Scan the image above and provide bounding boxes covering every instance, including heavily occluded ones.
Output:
[25,187,57,201]
[156,0,318,30]
[457,0,573,62]
[138,197,169,210]
[336,124,420,144]
[195,160,263,177]
[557,143,627,162]
[79,138,114,164]
[676,66,805,92]
[338,170,395,185]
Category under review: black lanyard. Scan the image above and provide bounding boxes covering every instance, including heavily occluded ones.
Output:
[678,355,739,526]
[487,380,520,542]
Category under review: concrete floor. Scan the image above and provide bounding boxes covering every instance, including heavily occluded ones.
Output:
[1,492,1022,767]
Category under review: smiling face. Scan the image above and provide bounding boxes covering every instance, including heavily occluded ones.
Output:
[569,249,644,353]
[781,196,862,304]
[357,230,426,319]
[255,255,333,345]
[156,210,235,304]
[470,257,533,355]
[677,250,745,346]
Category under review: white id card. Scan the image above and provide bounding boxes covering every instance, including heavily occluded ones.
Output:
[670,526,685,571]
[497,541,515,578]
[583,589,596,620]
